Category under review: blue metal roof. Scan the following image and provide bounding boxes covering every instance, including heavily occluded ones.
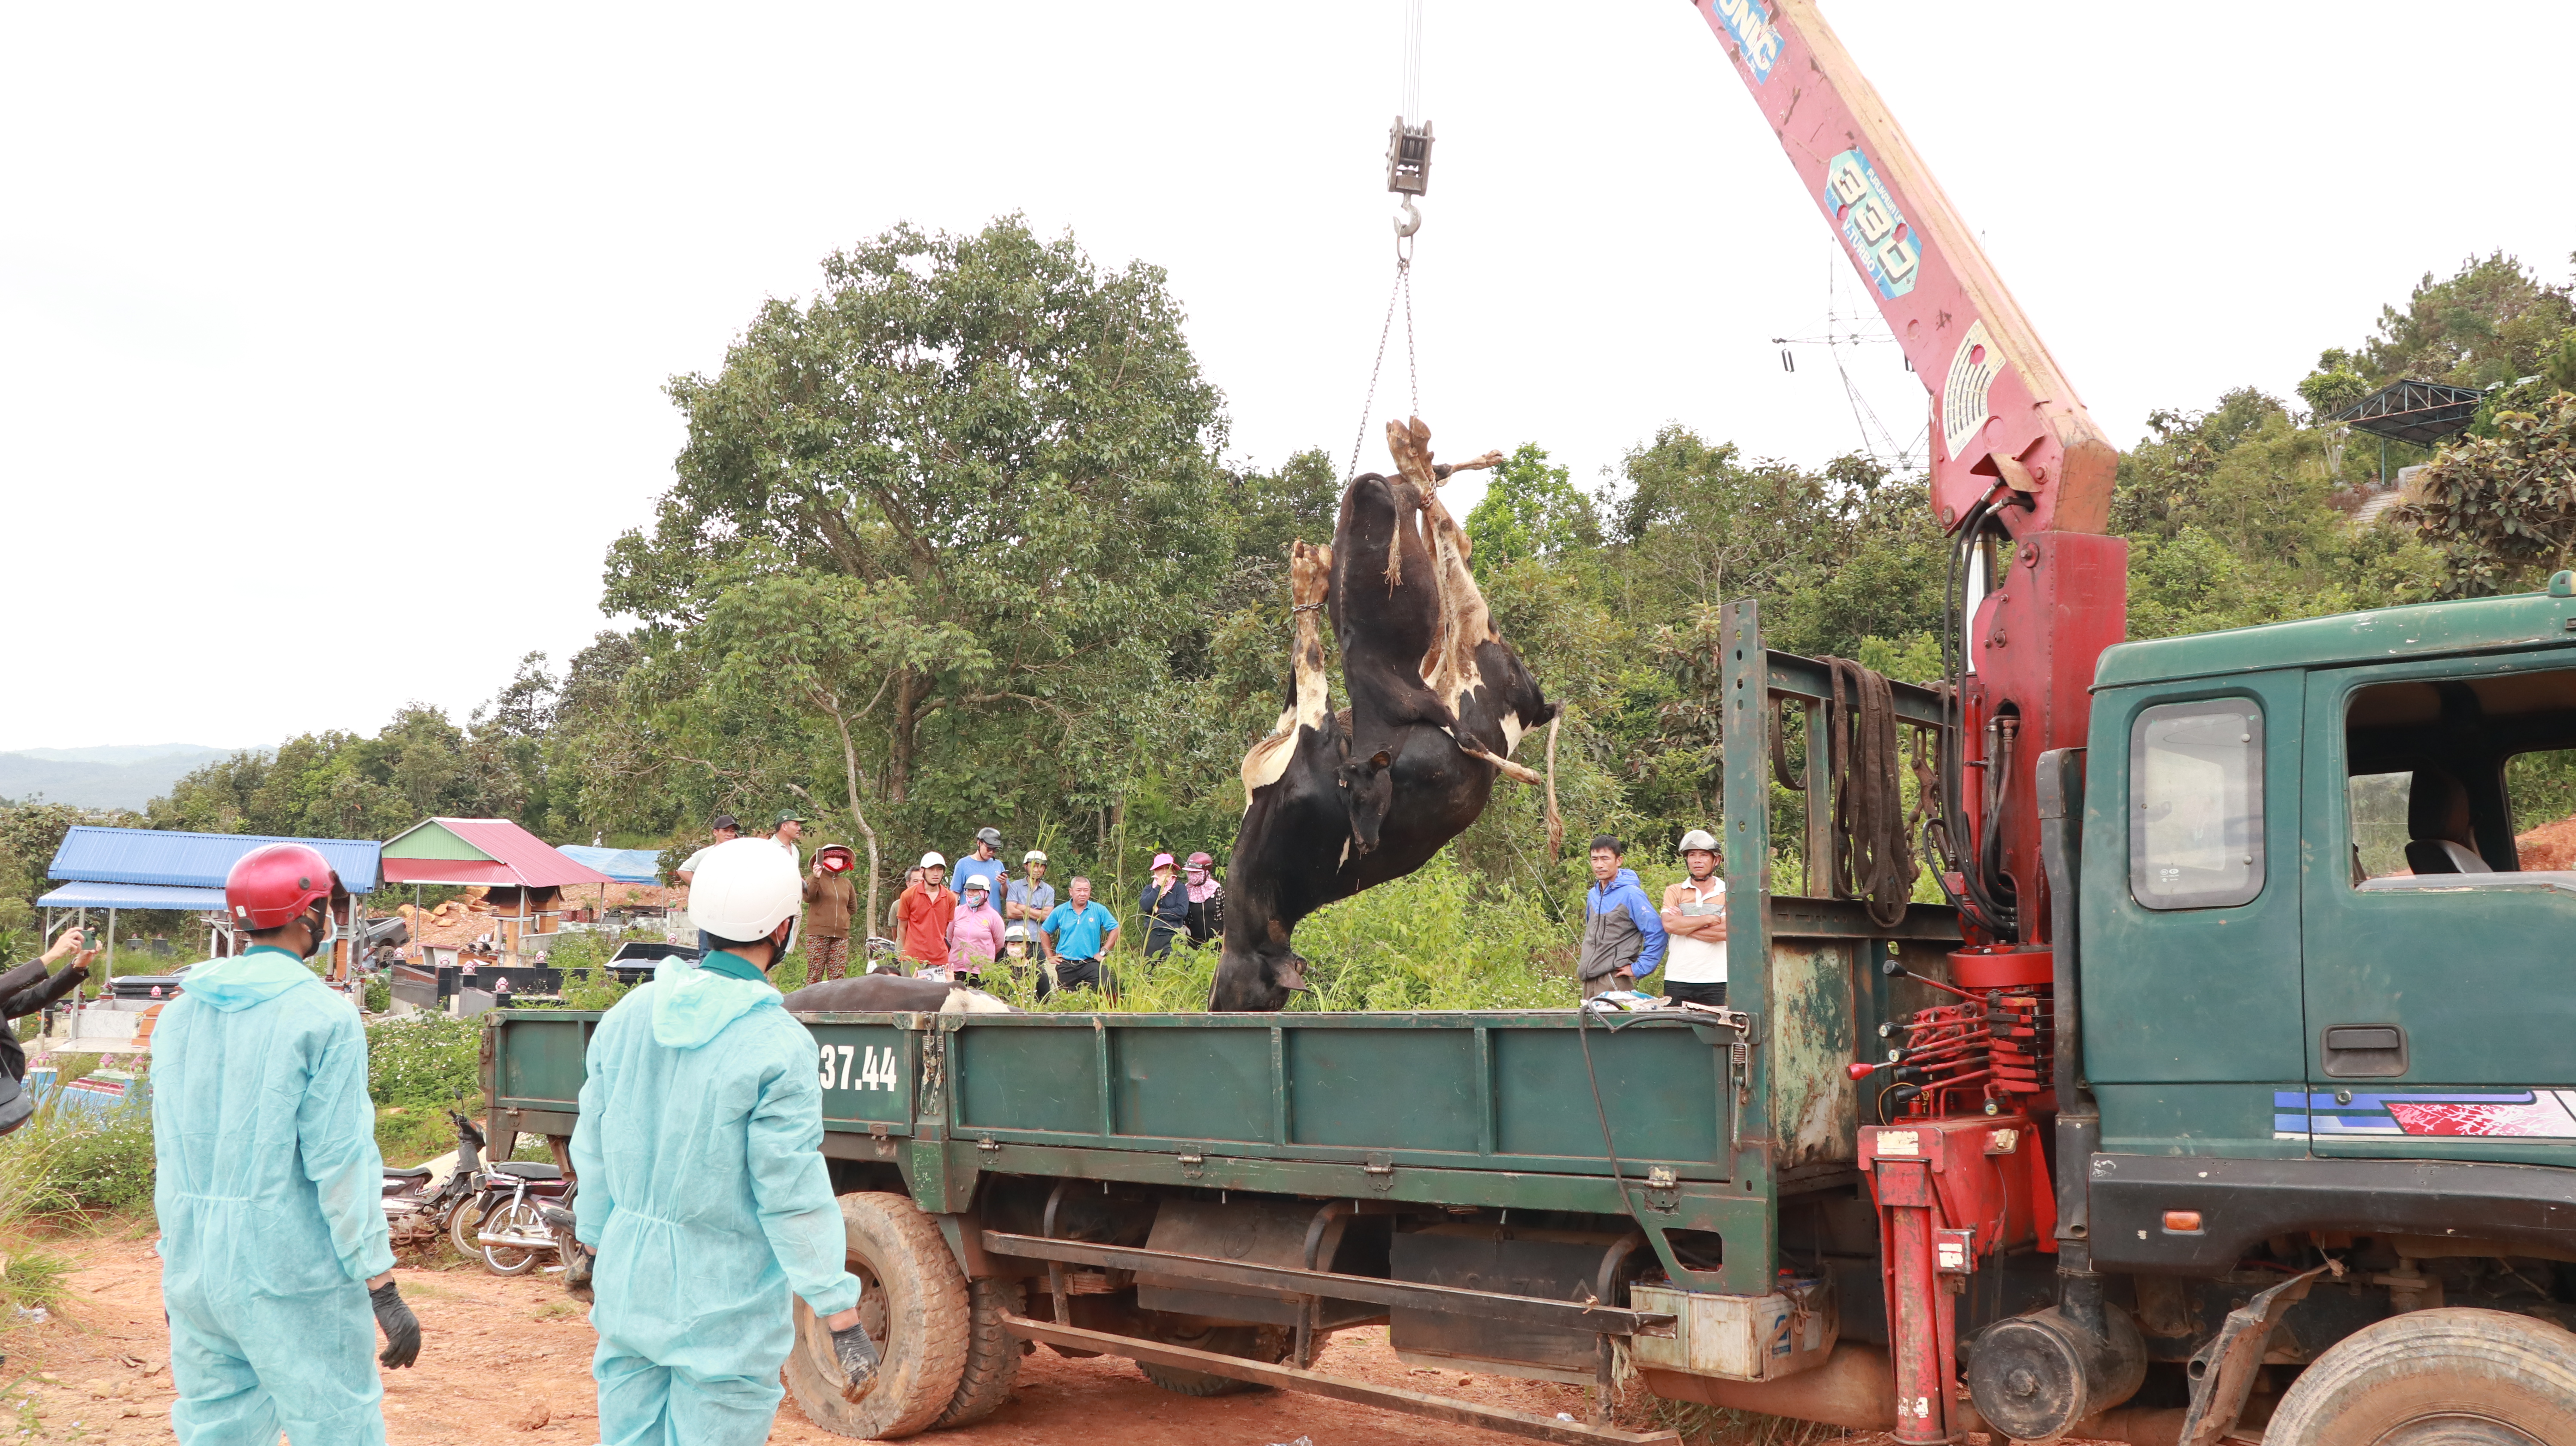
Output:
[37,882,231,911]
[556,845,663,884]
[48,826,383,893]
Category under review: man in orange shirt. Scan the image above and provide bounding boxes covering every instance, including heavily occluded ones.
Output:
[892,852,957,975]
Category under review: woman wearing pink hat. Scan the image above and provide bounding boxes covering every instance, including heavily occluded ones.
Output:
[1137,852,1192,962]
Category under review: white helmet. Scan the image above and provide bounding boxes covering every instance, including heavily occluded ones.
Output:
[690,838,804,944]
[919,851,947,869]
[1678,828,1720,855]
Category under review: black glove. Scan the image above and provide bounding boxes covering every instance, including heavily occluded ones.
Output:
[831,1321,880,1401]
[370,1281,422,1368]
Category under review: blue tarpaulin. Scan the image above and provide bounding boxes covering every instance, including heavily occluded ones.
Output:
[556,845,662,884]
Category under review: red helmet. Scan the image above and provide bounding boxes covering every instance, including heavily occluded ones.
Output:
[225,843,344,931]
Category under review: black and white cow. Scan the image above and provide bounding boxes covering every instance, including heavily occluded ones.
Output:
[1211,421,1561,1012]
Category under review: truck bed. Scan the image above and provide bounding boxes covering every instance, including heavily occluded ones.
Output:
[483,1005,1765,1291]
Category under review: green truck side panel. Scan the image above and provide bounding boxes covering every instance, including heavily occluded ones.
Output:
[1769,942,1860,1174]
[2095,1083,2307,1159]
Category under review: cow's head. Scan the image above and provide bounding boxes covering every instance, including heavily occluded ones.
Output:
[1210,920,1309,1011]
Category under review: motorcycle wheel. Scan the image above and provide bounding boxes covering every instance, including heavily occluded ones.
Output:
[450,1195,493,1262]
[481,1199,546,1276]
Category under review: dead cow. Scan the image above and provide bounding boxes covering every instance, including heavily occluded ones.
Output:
[1213,419,1563,1012]
[783,975,1015,1014]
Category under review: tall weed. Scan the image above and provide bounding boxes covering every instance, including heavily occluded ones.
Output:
[367,1015,485,1108]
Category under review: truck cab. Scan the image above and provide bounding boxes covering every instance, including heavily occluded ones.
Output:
[2084,579,2576,1182]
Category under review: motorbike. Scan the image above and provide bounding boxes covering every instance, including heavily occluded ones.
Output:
[380,1111,485,1248]
[455,1142,574,1275]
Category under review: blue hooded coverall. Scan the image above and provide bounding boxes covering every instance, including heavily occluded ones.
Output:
[154,947,394,1446]
[573,953,862,1446]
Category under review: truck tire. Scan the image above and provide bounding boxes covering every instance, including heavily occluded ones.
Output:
[1136,1324,1289,1397]
[932,1277,1025,1429]
[784,1191,970,1440]
[2264,1306,2576,1446]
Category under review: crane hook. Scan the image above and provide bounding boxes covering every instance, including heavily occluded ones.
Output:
[1393,196,1422,240]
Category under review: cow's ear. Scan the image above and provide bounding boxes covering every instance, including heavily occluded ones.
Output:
[1371,750,1392,770]
[1274,954,1309,992]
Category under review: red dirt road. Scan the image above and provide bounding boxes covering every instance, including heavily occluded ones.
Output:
[9,1225,1863,1446]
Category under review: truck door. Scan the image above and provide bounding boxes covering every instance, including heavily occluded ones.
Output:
[2300,656,2576,1163]
[2082,671,2308,1157]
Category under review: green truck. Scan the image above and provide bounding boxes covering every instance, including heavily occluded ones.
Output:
[482,584,2576,1446]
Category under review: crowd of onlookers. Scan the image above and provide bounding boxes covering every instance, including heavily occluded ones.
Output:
[674,808,1733,1006]
[674,814,1226,999]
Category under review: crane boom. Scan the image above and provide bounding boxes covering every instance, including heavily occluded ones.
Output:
[1693,0,2118,538]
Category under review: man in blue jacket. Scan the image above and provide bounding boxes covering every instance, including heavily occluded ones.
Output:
[1577,834,1666,998]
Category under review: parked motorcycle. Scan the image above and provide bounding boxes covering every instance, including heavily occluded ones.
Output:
[380,1111,484,1248]
[455,1144,574,1275]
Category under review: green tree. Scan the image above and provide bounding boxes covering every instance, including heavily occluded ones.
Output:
[605,216,1239,828]
[2356,252,2574,390]
[2401,394,2576,597]
[1464,444,1600,578]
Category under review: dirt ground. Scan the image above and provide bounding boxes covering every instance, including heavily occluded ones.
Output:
[5,1224,1924,1446]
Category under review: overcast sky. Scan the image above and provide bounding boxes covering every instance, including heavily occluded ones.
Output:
[6,3,2571,756]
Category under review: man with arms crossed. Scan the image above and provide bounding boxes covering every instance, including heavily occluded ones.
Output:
[1659,828,1729,1007]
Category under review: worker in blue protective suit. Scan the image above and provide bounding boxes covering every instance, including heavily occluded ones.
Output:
[574,836,877,1446]
[155,842,422,1446]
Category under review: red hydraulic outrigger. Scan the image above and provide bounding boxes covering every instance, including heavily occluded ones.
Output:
[1693,2,2131,1439]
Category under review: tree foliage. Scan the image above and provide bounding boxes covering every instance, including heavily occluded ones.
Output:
[2402,394,2576,597]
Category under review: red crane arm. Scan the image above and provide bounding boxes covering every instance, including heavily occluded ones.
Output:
[1691,0,2118,540]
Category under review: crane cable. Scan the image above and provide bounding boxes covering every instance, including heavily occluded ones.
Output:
[1341,0,1433,483]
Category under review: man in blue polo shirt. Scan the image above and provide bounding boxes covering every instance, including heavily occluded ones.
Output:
[1038,876,1119,999]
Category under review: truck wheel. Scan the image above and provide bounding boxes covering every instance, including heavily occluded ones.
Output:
[784,1192,970,1440]
[2265,1306,2576,1446]
[932,1277,1025,1428]
[1136,1324,1288,1397]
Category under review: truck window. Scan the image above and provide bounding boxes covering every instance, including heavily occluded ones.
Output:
[2129,700,2263,910]
[2344,668,2576,889]
[2507,747,2576,842]
[2348,772,2413,881]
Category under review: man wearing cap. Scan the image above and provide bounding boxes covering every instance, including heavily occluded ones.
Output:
[772,811,806,857]
[952,827,1008,914]
[674,814,741,885]
[802,845,860,983]
[1659,829,1730,1007]
[1006,851,1054,929]
[893,853,957,975]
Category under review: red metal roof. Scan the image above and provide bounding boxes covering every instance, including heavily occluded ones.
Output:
[378,817,616,889]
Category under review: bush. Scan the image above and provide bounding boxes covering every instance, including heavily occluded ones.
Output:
[375,1106,464,1168]
[33,1112,156,1213]
[367,1015,485,1109]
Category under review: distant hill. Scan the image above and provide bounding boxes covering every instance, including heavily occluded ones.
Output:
[0,745,249,811]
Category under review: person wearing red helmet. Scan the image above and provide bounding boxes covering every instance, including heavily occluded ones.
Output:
[155,842,422,1446]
